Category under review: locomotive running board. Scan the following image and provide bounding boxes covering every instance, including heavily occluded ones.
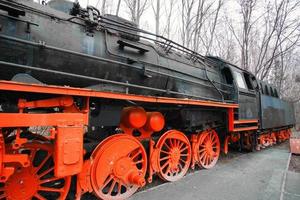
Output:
[0,80,238,108]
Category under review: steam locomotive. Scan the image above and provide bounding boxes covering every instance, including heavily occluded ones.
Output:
[0,0,295,199]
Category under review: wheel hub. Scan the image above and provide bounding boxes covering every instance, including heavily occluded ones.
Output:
[205,140,213,156]
[5,167,39,200]
[113,157,133,178]
[170,148,180,170]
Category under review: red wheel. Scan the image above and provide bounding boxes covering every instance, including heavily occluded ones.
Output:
[90,134,147,200]
[156,130,192,182]
[284,129,291,140]
[197,130,220,169]
[271,132,277,144]
[0,142,71,200]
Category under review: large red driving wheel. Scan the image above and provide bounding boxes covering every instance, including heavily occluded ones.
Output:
[197,129,220,169]
[156,130,192,182]
[0,142,71,200]
[90,134,147,200]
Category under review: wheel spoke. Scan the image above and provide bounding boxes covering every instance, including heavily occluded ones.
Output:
[34,193,47,200]
[212,139,218,145]
[164,142,172,151]
[198,148,206,153]
[102,175,113,189]
[117,182,122,195]
[169,138,175,148]
[180,153,189,157]
[161,150,171,155]
[34,153,52,174]
[180,146,188,152]
[38,166,54,178]
[179,158,187,164]
[130,149,142,160]
[29,149,38,162]
[199,151,206,161]
[178,142,184,150]
[0,194,6,199]
[39,176,62,184]
[39,186,64,193]
[161,160,170,170]
[160,156,170,161]
[174,139,180,147]
[108,179,117,195]
[135,159,144,165]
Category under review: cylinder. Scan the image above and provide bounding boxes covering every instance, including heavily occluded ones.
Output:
[144,112,165,132]
[121,107,147,129]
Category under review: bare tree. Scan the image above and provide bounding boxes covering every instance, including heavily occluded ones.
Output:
[116,0,122,16]
[101,0,107,15]
[255,0,300,80]
[151,0,160,37]
[124,0,149,26]
[233,0,257,70]
[180,0,196,48]
[162,0,176,39]
[205,0,223,55]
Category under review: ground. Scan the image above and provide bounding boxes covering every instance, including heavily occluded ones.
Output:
[131,132,300,200]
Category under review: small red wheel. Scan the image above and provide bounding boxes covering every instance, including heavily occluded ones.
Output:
[156,130,192,182]
[284,129,291,140]
[90,134,147,200]
[0,142,71,200]
[197,129,220,169]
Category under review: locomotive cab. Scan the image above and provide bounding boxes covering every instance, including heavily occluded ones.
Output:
[231,67,259,121]
[208,56,259,121]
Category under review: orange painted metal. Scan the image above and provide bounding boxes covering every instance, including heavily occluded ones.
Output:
[120,107,165,140]
[223,135,230,154]
[230,133,241,143]
[195,129,221,169]
[143,112,165,132]
[90,134,147,200]
[233,126,258,132]
[1,142,71,200]
[270,132,277,144]
[191,134,199,169]
[12,128,28,149]
[54,126,84,177]
[275,129,291,143]
[228,108,234,132]
[0,81,238,108]
[231,117,259,133]
[0,113,88,128]
[150,130,191,182]
[242,132,253,150]
[0,132,29,182]
[0,96,88,181]
[120,107,147,129]
[18,96,74,109]
[256,130,291,150]
[234,119,259,124]
[76,160,93,199]
[147,139,157,183]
